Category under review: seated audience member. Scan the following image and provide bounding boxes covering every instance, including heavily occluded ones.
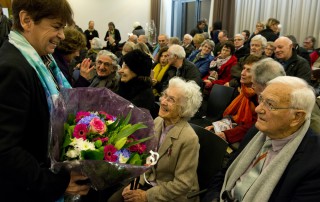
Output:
[248,21,265,43]
[161,44,203,89]
[203,41,237,94]
[274,36,311,84]
[205,55,261,144]
[168,36,181,46]
[286,34,311,65]
[213,30,229,56]
[242,29,251,49]
[192,33,206,50]
[258,18,280,42]
[108,77,202,202]
[152,47,170,100]
[187,39,215,78]
[310,48,320,67]
[205,76,320,202]
[53,27,86,86]
[152,34,169,60]
[264,41,275,58]
[118,41,135,66]
[182,34,195,58]
[117,49,157,118]
[137,34,154,53]
[227,34,267,89]
[233,33,250,59]
[133,42,154,62]
[86,37,104,61]
[75,50,120,92]
[104,22,121,54]
[303,35,316,53]
[132,21,145,37]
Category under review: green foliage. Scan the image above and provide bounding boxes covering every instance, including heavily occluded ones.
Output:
[81,149,104,160]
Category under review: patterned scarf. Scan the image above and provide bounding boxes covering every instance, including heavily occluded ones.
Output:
[8,31,71,113]
[216,55,231,69]
[223,84,256,124]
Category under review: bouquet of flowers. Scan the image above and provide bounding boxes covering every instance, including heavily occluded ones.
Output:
[50,87,157,190]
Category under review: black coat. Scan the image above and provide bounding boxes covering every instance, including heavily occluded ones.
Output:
[117,77,157,118]
[0,41,70,201]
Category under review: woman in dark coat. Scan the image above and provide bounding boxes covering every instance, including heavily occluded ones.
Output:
[117,49,157,118]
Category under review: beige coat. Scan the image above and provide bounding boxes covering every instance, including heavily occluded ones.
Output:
[144,117,200,202]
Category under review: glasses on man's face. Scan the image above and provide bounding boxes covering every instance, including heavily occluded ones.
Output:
[258,95,295,111]
[160,92,177,105]
[96,60,112,67]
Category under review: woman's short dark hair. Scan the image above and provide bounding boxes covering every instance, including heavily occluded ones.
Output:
[221,41,235,55]
[108,22,115,28]
[12,0,73,32]
[156,46,169,63]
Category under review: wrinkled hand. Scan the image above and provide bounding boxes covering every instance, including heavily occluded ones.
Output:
[79,58,95,80]
[215,132,226,141]
[65,171,90,196]
[205,125,214,131]
[122,184,147,202]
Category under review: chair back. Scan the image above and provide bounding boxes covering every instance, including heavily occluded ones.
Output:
[206,84,235,122]
[190,123,228,191]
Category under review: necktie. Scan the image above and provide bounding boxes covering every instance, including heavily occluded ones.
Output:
[233,139,272,201]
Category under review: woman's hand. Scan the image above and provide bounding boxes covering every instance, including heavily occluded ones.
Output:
[79,58,95,80]
[65,171,90,196]
[122,184,147,202]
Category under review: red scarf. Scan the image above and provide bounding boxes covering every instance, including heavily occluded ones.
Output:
[223,84,256,124]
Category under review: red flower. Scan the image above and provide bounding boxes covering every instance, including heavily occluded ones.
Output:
[75,111,91,123]
[73,123,88,139]
[104,144,118,162]
[129,143,147,154]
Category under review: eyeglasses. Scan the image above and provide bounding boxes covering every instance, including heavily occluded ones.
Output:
[234,38,243,41]
[96,60,112,67]
[258,95,295,111]
[160,92,177,105]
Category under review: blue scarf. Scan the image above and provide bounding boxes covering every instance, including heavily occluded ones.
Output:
[8,31,71,113]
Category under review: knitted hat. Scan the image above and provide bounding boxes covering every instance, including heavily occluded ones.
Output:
[123,49,152,77]
[133,21,141,29]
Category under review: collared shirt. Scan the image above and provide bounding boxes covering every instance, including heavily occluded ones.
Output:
[263,131,299,170]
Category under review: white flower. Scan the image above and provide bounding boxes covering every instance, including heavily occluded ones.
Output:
[74,138,95,151]
[66,149,80,158]
[106,120,114,125]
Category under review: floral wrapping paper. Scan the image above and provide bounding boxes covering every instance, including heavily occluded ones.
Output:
[49,87,156,190]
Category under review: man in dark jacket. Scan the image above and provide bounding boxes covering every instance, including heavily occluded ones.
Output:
[162,44,202,91]
[274,36,311,84]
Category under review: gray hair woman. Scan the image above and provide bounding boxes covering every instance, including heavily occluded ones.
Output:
[108,77,203,202]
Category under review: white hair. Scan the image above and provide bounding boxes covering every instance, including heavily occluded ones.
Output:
[168,44,186,59]
[267,76,316,119]
[168,77,202,119]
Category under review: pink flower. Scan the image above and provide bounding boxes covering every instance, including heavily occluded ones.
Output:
[99,111,116,121]
[89,117,106,135]
[129,143,147,154]
[104,144,118,162]
[75,111,91,123]
[73,123,88,139]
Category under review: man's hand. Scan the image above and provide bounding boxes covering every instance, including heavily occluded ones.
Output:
[79,58,95,80]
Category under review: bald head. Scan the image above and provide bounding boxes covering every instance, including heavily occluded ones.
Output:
[274,37,293,61]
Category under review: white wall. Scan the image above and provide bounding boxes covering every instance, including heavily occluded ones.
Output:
[67,0,151,43]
